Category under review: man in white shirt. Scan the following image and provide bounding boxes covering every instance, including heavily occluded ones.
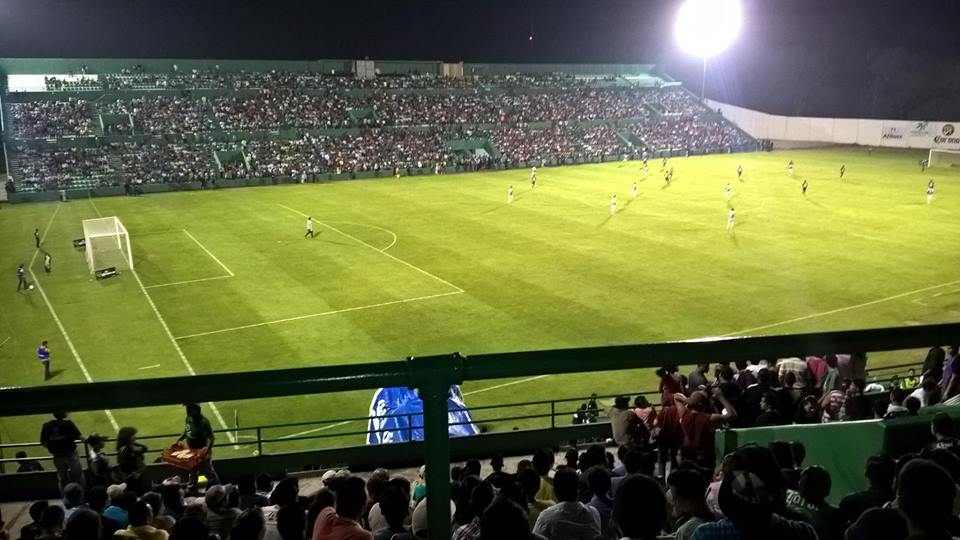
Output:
[533,468,600,540]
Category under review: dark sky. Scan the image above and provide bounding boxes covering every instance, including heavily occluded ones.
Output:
[2,0,959,119]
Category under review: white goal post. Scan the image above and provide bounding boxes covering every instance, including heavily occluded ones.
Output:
[928,148,960,168]
[82,216,133,273]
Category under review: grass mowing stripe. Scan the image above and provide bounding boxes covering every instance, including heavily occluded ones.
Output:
[26,203,119,431]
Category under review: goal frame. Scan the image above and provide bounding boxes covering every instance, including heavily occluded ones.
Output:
[82,216,133,273]
[928,148,960,168]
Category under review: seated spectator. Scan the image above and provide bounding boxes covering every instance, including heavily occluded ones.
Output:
[114,500,169,540]
[373,485,411,540]
[532,449,557,503]
[584,466,613,538]
[15,450,44,472]
[160,483,186,523]
[910,376,942,407]
[517,468,554,528]
[362,469,390,530]
[608,395,643,447]
[612,475,666,540]
[62,482,85,521]
[20,500,49,540]
[277,505,306,540]
[691,445,817,540]
[105,489,136,529]
[452,476,481,531]
[898,459,958,539]
[311,475,372,540]
[38,505,66,540]
[794,396,821,425]
[784,466,839,540]
[839,454,895,527]
[453,481,495,540]
[532,467,601,540]
[926,412,960,453]
[205,485,242,540]
[263,477,300,540]
[64,508,101,540]
[884,387,910,418]
[904,396,922,415]
[483,454,514,489]
[666,468,713,540]
[480,497,544,540]
[231,509,266,540]
[238,474,270,510]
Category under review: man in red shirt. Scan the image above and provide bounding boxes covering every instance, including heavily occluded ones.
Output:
[313,476,372,540]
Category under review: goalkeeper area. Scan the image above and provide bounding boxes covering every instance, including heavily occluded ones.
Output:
[1,147,959,455]
[929,148,960,168]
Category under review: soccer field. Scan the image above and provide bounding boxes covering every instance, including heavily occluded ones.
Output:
[2,147,959,456]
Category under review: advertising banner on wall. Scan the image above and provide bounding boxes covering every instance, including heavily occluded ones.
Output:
[881,123,907,141]
[882,121,960,150]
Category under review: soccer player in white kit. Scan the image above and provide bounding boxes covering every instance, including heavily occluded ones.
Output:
[305,217,314,239]
[610,195,617,215]
[787,160,794,176]
[508,186,514,204]
[724,183,732,201]
[530,167,537,188]
[927,183,935,205]
[727,207,736,230]
[632,182,638,199]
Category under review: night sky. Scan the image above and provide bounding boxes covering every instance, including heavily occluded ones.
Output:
[1,0,958,119]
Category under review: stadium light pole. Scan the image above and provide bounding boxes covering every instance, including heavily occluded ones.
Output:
[674,0,742,102]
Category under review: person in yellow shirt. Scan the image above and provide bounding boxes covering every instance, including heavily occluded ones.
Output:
[532,449,557,503]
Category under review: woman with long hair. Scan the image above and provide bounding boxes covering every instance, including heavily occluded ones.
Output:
[116,426,149,493]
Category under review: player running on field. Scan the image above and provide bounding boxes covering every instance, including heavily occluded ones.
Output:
[662,157,668,170]
[928,183,935,205]
[632,182,638,200]
[801,179,808,195]
[788,160,795,176]
[727,208,736,230]
[530,167,537,188]
[305,216,315,238]
[725,183,732,201]
[508,185,514,204]
[840,164,846,178]
[737,165,743,179]
[610,195,617,215]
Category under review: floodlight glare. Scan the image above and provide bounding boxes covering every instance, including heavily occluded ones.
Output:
[674,0,742,58]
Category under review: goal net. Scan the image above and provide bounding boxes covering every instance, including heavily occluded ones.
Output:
[928,148,960,168]
[82,217,132,273]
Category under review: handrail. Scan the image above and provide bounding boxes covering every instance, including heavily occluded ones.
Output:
[0,322,956,540]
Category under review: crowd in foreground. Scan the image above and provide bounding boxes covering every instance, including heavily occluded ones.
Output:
[13,406,960,540]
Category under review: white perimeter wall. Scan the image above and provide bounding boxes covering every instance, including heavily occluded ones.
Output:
[706,99,960,151]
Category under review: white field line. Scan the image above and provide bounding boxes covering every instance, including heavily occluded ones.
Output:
[325,221,398,252]
[463,375,550,396]
[175,290,464,340]
[145,275,233,289]
[0,336,10,349]
[27,203,119,432]
[277,204,463,293]
[182,229,235,277]
[277,420,354,440]
[137,364,161,370]
[87,198,236,446]
[724,278,960,337]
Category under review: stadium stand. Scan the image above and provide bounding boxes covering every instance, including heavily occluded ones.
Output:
[1,64,756,194]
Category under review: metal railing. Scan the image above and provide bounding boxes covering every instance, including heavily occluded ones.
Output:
[0,323,956,539]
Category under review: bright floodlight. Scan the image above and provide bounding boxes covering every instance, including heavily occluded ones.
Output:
[674,0,742,58]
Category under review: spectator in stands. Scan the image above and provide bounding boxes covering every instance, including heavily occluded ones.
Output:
[518,468,554,528]
[612,475,666,540]
[608,395,643,447]
[85,434,114,487]
[177,403,220,490]
[734,361,757,394]
[657,366,684,405]
[231,509,266,540]
[532,468,600,540]
[238,474,270,510]
[86,485,121,538]
[666,468,713,540]
[371,485,410,540]
[263,477,300,540]
[910,375,942,407]
[361,469,390,529]
[687,364,710,395]
[19,500,49,540]
[453,481,495,540]
[794,396,821,425]
[312,475,372,540]
[690,445,816,540]
[922,346,946,382]
[778,357,810,392]
[205,485,242,540]
[37,505,65,540]
[885,387,910,418]
[633,395,657,430]
[754,392,783,427]
[532,449,557,503]
[306,489,336,537]
[839,454,895,526]
[169,517,209,540]
[483,454,514,489]
[805,356,828,391]
[141,492,175,532]
[904,396,922,415]
[453,476,482,531]
[105,489,136,529]
[584,466,613,538]
[926,412,960,453]
[116,427,148,493]
[897,459,957,539]
[160,483,186,523]
[674,389,737,468]
[64,508,102,540]
[114,500,168,540]
[39,411,84,492]
[15,450,44,472]
[784,466,839,540]
[480,497,541,540]
[277,505,306,540]
[62,483,84,521]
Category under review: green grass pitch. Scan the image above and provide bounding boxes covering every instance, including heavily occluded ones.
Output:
[1,147,958,457]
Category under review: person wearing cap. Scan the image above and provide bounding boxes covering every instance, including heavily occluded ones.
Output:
[176,403,220,489]
[608,395,643,447]
[690,445,817,540]
[205,485,241,540]
[62,482,85,521]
